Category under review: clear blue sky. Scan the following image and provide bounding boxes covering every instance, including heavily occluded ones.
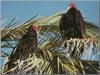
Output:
[1,1,99,26]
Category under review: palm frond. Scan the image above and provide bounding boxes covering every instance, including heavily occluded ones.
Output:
[1,12,99,74]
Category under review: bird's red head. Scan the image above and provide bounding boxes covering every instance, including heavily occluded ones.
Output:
[32,25,41,31]
[68,3,76,9]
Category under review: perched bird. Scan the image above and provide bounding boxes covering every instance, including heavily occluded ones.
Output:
[60,3,86,58]
[3,25,41,74]
[60,3,86,40]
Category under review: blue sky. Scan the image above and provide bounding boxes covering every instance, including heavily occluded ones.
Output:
[1,1,99,26]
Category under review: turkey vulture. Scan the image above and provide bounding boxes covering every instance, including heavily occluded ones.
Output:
[60,3,86,40]
[60,3,86,58]
[3,25,40,74]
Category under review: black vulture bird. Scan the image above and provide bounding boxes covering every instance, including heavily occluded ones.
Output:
[3,25,40,74]
[60,3,86,58]
[60,3,86,40]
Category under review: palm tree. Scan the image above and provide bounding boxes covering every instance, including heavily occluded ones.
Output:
[1,13,99,74]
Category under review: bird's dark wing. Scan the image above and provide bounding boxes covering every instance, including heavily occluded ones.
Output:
[9,31,37,59]
[3,28,38,74]
[76,10,86,36]
[60,13,75,39]
[60,14,66,30]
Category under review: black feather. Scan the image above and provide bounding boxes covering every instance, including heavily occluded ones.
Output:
[3,25,38,74]
[60,8,86,40]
